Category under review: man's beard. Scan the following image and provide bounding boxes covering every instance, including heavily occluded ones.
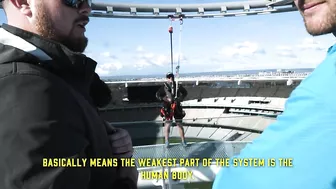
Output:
[302,5,336,36]
[35,3,88,53]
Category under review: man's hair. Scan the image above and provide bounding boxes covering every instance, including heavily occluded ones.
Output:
[166,72,174,79]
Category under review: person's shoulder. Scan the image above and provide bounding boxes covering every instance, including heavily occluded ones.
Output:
[0,62,72,100]
[326,43,336,54]
[178,83,186,88]
[0,64,84,124]
[297,52,336,102]
[0,61,50,78]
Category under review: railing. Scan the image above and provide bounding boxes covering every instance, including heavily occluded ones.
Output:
[106,114,273,148]
[109,115,275,125]
[101,103,283,118]
[105,74,309,84]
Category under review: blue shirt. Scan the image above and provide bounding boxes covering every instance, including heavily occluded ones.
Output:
[213,45,336,189]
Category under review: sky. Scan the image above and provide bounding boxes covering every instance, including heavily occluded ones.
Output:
[0,0,335,76]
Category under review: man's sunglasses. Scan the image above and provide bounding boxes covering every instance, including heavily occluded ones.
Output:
[63,0,92,8]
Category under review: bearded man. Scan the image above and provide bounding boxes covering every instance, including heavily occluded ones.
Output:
[0,0,138,188]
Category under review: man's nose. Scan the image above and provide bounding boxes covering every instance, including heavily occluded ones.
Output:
[78,1,92,16]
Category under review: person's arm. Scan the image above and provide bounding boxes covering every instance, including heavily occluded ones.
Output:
[176,85,187,102]
[213,85,336,189]
[156,86,171,102]
[105,123,138,188]
[155,86,164,101]
[0,74,91,189]
[90,73,112,108]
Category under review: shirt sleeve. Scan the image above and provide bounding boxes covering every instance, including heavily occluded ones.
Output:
[213,56,336,189]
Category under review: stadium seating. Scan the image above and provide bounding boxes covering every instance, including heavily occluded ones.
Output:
[99,84,295,146]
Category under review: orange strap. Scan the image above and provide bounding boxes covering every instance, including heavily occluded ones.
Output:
[171,102,176,110]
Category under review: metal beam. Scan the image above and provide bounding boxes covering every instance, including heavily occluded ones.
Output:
[90,7,297,19]
[89,1,297,19]
[91,1,292,12]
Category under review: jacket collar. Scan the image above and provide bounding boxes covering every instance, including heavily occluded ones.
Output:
[0,24,112,108]
[0,23,97,83]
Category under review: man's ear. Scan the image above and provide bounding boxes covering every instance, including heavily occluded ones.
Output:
[9,0,32,17]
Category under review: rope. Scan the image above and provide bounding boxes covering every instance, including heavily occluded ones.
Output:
[166,15,184,99]
[169,16,174,26]
[168,17,174,75]
[175,16,183,96]
[176,16,183,79]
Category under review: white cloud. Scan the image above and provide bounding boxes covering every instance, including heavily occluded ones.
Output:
[96,62,123,75]
[85,51,123,76]
[134,59,152,70]
[297,37,325,51]
[100,51,117,59]
[136,45,144,52]
[135,53,168,69]
[218,41,265,57]
[208,38,329,72]
[276,46,296,58]
[133,46,187,69]
[86,37,331,76]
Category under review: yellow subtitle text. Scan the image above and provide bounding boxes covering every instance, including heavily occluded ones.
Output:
[214,158,293,167]
[42,157,293,168]
[140,171,193,180]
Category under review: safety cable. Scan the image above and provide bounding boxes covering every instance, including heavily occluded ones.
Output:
[175,16,183,96]
[176,16,183,79]
[168,16,174,75]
